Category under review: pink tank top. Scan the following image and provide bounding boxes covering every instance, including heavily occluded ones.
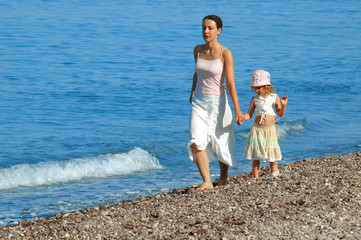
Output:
[195,47,226,95]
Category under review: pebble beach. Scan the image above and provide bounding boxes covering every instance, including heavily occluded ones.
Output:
[0,152,360,239]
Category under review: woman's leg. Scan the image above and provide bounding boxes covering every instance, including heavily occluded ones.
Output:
[212,161,229,186]
[252,160,260,178]
[219,161,228,180]
[192,144,213,189]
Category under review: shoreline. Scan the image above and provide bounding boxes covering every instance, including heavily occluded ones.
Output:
[1,152,360,239]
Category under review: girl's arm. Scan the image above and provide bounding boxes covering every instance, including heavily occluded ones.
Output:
[244,97,255,121]
[189,46,199,103]
[223,48,244,125]
[275,95,288,117]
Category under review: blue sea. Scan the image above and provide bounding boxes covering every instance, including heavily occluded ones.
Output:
[1,0,360,226]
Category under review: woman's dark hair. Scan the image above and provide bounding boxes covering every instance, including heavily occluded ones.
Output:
[203,15,223,29]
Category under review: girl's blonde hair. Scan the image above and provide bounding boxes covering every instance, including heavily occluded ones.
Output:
[251,85,276,95]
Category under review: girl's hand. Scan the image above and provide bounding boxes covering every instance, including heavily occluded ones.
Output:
[281,96,288,106]
[243,113,251,121]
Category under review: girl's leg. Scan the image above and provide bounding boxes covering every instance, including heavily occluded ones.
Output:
[252,160,260,178]
[192,144,213,189]
[270,161,279,173]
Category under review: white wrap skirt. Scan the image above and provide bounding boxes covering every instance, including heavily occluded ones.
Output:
[187,92,237,166]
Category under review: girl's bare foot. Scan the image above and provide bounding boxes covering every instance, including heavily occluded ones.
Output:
[270,162,278,173]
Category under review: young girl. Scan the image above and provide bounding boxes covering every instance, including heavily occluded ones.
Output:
[243,70,288,178]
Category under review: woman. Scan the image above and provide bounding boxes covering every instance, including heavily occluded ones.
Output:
[188,15,244,190]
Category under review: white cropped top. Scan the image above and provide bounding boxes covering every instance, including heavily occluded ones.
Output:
[254,93,277,124]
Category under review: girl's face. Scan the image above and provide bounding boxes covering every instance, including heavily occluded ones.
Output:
[253,86,266,96]
[202,19,221,43]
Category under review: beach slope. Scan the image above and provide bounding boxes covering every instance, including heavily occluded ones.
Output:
[1,152,360,239]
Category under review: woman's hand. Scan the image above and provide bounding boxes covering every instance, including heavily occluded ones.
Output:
[235,111,245,125]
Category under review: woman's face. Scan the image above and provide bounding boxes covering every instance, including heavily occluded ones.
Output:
[202,19,221,43]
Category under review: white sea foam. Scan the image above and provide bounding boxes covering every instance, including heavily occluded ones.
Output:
[0,148,163,191]
[276,121,305,139]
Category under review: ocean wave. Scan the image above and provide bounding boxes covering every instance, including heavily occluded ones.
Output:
[0,148,163,191]
[276,120,305,139]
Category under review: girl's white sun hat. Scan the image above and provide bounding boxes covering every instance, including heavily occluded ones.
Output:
[251,70,271,87]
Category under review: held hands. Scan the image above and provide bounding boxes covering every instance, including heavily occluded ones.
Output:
[243,113,251,121]
[235,111,245,125]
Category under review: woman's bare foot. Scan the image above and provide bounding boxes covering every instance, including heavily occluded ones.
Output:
[213,178,228,186]
[198,182,214,190]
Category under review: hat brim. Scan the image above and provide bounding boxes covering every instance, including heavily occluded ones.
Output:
[250,82,271,87]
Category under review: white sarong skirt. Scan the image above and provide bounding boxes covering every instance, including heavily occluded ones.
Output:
[187,92,237,166]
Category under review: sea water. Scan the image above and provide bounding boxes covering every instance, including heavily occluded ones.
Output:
[0,0,360,226]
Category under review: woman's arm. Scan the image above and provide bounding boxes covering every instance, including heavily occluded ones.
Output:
[223,48,244,125]
[275,95,288,117]
[189,46,199,103]
[189,72,197,103]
